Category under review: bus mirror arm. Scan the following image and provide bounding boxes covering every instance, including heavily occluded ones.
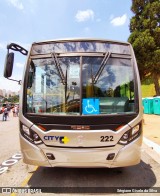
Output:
[7,78,22,85]
[7,43,28,56]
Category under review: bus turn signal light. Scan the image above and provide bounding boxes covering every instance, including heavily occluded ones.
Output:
[37,125,46,131]
[115,125,125,131]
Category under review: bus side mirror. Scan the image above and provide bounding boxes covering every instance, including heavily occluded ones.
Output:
[4,52,14,78]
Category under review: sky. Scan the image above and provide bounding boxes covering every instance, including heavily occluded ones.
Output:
[0,0,134,92]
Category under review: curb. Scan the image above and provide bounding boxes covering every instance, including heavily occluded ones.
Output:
[143,137,160,154]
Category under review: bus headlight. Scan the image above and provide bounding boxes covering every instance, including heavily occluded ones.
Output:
[21,124,43,145]
[132,125,140,135]
[22,125,30,135]
[118,124,142,145]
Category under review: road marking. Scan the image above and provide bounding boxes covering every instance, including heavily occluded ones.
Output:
[143,137,160,154]
[0,153,22,175]
[10,192,16,196]
[21,166,38,187]
[10,166,38,196]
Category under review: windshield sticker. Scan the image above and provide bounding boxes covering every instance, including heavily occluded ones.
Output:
[69,65,80,78]
[82,98,100,115]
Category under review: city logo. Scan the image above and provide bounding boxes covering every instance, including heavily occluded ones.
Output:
[44,136,70,144]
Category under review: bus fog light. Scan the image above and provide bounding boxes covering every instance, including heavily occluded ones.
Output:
[33,133,39,141]
[122,133,129,140]
[46,153,55,160]
[132,125,140,135]
[32,132,42,144]
[22,125,30,135]
[106,153,115,160]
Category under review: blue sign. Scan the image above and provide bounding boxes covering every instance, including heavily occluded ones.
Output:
[82,98,100,115]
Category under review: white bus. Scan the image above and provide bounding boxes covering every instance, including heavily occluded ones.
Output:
[4,39,143,167]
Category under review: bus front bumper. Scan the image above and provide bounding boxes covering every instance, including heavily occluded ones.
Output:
[20,133,142,168]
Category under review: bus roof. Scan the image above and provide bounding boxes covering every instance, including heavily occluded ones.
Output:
[32,38,130,46]
[31,38,131,56]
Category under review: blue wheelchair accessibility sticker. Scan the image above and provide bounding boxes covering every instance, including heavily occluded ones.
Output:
[82,98,100,115]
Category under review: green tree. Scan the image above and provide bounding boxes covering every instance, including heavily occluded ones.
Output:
[8,95,19,103]
[128,0,160,95]
[2,97,8,103]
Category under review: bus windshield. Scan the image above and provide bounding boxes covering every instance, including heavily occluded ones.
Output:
[26,54,136,115]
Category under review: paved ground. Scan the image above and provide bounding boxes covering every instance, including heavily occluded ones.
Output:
[0,112,20,164]
[143,114,160,145]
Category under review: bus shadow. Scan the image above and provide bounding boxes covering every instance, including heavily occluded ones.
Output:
[28,160,157,193]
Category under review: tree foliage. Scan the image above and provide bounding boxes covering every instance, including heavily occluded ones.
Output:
[128,0,160,95]
[2,95,19,103]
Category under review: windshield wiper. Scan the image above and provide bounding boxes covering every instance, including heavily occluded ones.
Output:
[93,52,111,84]
[51,52,66,85]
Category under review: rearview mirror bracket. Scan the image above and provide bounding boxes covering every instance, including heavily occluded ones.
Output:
[7,78,22,85]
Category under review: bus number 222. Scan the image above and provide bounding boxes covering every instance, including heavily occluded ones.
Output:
[100,136,114,142]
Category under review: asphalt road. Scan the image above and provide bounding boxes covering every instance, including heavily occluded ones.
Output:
[0,113,160,196]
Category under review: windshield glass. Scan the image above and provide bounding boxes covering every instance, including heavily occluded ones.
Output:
[27,57,80,115]
[82,57,135,114]
[26,56,136,115]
